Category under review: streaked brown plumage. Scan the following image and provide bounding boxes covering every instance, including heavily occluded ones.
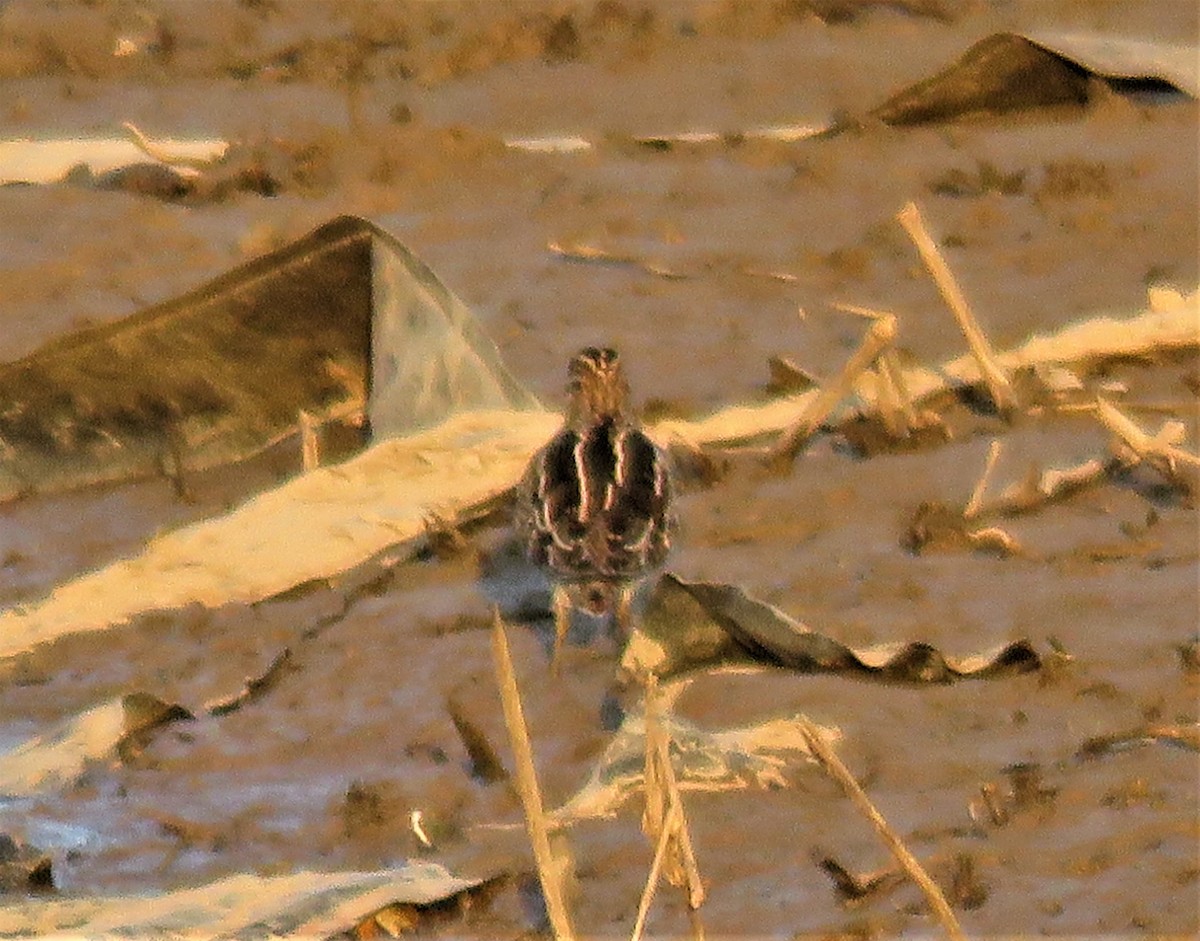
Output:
[516,347,672,671]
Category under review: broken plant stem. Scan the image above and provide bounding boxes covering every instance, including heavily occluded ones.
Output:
[880,350,921,429]
[798,715,967,941]
[1096,397,1200,481]
[548,241,687,280]
[984,457,1108,517]
[964,439,1003,520]
[120,121,208,174]
[830,301,893,321]
[299,409,320,471]
[650,687,705,911]
[872,363,908,438]
[652,681,705,907]
[490,609,576,941]
[771,312,897,464]
[658,737,705,911]
[631,801,681,941]
[634,673,706,940]
[642,677,668,838]
[204,647,293,717]
[897,201,1019,417]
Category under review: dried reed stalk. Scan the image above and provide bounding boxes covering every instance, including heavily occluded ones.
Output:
[830,305,915,436]
[797,715,967,941]
[1096,397,1200,481]
[630,675,705,941]
[897,201,1018,417]
[982,457,1108,517]
[121,121,209,174]
[490,610,576,941]
[204,647,293,717]
[771,312,897,463]
[642,678,668,840]
[646,676,705,907]
[871,363,908,438]
[548,241,687,280]
[299,409,320,471]
[880,350,921,430]
[964,439,1003,519]
[631,801,681,941]
[659,746,704,913]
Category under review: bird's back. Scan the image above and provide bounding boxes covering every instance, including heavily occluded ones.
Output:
[519,417,671,582]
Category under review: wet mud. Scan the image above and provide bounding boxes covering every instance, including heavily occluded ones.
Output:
[0,1,1197,937]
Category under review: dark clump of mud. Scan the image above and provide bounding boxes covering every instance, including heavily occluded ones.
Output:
[0,835,54,895]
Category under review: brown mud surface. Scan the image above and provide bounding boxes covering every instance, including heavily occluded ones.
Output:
[0,1,1197,937]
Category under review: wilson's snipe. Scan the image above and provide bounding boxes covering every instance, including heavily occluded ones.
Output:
[517,347,673,673]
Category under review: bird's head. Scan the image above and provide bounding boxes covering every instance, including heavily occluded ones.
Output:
[567,346,629,423]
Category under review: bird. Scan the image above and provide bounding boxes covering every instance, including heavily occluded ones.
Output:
[516,347,673,673]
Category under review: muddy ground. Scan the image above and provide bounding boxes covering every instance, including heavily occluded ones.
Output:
[0,0,1198,937]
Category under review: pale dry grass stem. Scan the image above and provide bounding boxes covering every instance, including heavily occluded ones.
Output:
[490,609,576,941]
[797,715,967,941]
[1096,396,1200,484]
[299,409,320,471]
[771,310,897,464]
[964,438,1003,520]
[631,674,706,941]
[897,200,1019,418]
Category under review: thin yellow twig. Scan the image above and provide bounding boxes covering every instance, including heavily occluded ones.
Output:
[831,301,895,321]
[657,730,705,910]
[630,801,679,941]
[897,201,1018,417]
[120,120,209,173]
[880,351,921,430]
[1096,397,1200,478]
[299,409,320,472]
[491,609,576,941]
[798,716,967,941]
[548,241,688,280]
[964,439,1003,519]
[632,675,706,941]
[771,313,897,463]
[647,676,705,909]
[871,363,907,437]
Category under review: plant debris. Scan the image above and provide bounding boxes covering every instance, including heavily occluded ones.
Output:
[0,693,192,796]
[549,706,833,825]
[621,574,1042,685]
[204,647,295,717]
[0,835,54,895]
[902,501,1025,557]
[446,697,510,786]
[1076,723,1200,759]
